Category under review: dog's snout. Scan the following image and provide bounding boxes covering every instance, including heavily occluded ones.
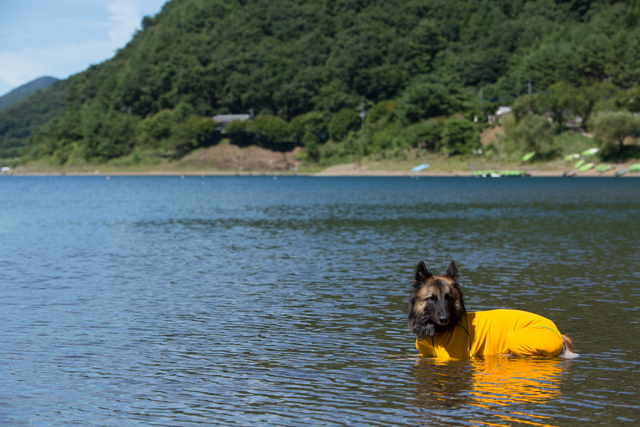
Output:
[438,317,449,325]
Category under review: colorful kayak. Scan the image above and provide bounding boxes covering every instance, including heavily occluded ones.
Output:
[473,170,497,177]
[581,148,599,156]
[411,164,430,172]
[595,164,612,173]
[578,163,595,172]
[499,170,530,177]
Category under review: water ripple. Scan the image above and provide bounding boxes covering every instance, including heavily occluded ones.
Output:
[0,176,638,426]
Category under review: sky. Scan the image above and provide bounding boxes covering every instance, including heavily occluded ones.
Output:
[0,0,168,97]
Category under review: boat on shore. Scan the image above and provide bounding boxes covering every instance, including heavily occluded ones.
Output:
[473,170,530,178]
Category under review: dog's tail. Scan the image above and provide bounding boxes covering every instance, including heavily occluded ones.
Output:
[559,334,579,359]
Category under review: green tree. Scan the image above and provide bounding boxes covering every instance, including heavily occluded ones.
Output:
[172,116,217,157]
[138,110,174,147]
[536,82,574,129]
[614,87,640,113]
[408,19,445,74]
[403,119,443,150]
[398,82,452,124]
[507,114,555,154]
[590,111,640,149]
[441,118,479,155]
[626,0,640,26]
[511,94,541,119]
[329,108,361,142]
[366,100,397,124]
[296,113,326,161]
[225,120,254,146]
[289,111,327,144]
[252,115,290,143]
[572,82,619,123]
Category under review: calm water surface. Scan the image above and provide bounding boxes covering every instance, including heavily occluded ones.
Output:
[0,176,638,426]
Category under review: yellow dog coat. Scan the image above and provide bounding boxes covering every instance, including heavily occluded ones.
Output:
[416,309,563,359]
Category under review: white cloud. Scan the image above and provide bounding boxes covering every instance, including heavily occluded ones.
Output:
[0,0,142,87]
[0,76,15,97]
[0,38,117,88]
[0,0,166,90]
[0,52,48,87]
[107,0,142,48]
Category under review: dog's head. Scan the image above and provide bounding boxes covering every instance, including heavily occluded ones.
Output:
[407,260,466,339]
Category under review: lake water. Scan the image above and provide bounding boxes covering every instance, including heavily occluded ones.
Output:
[0,176,639,426]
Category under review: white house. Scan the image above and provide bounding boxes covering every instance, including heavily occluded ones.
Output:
[212,114,252,124]
[495,106,512,118]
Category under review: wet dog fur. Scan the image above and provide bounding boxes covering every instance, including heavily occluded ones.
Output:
[407,260,577,357]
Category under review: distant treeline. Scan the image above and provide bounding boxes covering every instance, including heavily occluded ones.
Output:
[0,76,59,113]
[2,0,640,165]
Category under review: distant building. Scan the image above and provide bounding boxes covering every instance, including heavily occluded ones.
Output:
[212,113,253,135]
[495,106,512,118]
[494,106,513,124]
[212,114,252,124]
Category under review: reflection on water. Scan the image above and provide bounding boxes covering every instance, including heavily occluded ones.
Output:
[0,176,638,426]
[412,359,474,411]
[470,358,563,406]
[412,357,567,426]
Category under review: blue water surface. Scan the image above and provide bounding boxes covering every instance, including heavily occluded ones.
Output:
[1,176,639,426]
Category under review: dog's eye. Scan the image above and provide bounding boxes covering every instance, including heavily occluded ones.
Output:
[444,293,450,300]
[426,295,436,301]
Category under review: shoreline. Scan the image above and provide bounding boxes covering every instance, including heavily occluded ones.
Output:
[5,141,637,178]
[4,167,639,178]
[3,160,638,178]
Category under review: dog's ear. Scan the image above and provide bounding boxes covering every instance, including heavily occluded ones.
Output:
[414,261,432,287]
[443,261,458,280]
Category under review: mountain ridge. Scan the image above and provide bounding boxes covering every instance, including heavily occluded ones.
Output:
[0,76,59,112]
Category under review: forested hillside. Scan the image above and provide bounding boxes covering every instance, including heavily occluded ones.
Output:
[0,79,69,160]
[2,0,640,166]
[0,76,59,112]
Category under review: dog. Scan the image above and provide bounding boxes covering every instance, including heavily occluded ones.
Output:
[407,260,577,359]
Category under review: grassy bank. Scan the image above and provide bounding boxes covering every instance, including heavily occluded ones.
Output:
[8,144,639,178]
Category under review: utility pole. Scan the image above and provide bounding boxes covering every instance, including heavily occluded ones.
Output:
[358,102,366,128]
[528,80,532,95]
[479,87,483,119]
